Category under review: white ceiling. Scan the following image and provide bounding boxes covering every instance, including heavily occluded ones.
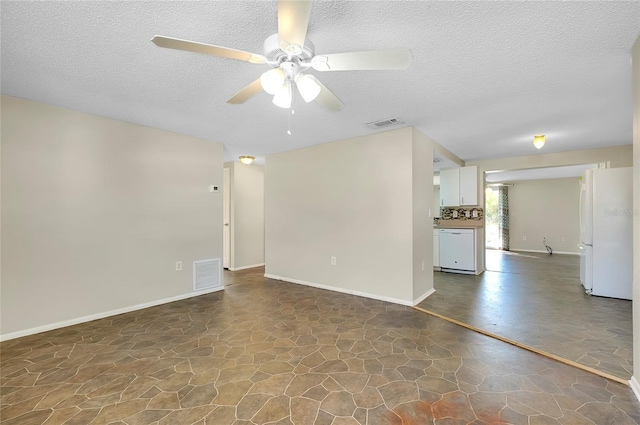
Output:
[2,1,639,163]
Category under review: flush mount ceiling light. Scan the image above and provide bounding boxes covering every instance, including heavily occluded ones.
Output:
[239,156,255,165]
[533,135,546,149]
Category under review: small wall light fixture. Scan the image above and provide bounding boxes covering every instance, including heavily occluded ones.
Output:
[533,135,545,150]
[239,156,255,165]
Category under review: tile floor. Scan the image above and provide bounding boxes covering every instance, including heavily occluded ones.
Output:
[1,266,639,424]
[420,250,633,380]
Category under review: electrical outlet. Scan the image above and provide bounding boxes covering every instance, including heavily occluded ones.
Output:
[175,261,182,271]
[522,236,527,241]
[331,256,337,266]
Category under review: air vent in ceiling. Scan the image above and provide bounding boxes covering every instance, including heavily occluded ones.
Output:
[365,117,404,130]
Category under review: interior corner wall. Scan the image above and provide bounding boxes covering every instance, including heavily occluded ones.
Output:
[507,178,580,254]
[264,127,415,304]
[229,161,264,270]
[412,128,435,302]
[631,34,640,397]
[0,96,224,339]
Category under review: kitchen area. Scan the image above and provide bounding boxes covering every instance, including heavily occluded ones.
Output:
[426,160,634,382]
[433,165,485,275]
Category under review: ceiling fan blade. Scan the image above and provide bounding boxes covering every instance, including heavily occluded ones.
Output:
[312,50,412,71]
[226,79,263,104]
[152,36,266,64]
[314,80,344,112]
[278,0,312,52]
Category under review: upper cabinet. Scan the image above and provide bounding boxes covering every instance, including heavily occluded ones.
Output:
[439,168,459,207]
[439,166,478,207]
[459,166,478,206]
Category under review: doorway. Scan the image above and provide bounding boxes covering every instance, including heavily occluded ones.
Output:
[484,186,500,249]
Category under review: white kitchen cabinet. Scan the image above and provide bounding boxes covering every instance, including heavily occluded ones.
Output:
[439,168,459,207]
[439,166,478,206]
[459,166,478,206]
[433,229,440,268]
[439,228,476,273]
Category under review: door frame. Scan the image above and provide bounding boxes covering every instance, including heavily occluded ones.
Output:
[223,167,231,269]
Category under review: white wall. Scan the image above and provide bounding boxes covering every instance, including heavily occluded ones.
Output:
[631,35,640,398]
[507,178,580,254]
[265,127,433,305]
[412,128,435,302]
[227,161,265,270]
[1,96,224,339]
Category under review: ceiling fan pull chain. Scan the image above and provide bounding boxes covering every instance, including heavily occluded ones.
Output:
[287,98,294,136]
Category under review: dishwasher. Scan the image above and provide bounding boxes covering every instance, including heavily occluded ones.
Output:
[439,228,475,273]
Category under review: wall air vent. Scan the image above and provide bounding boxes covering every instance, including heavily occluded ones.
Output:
[193,258,222,291]
[365,117,404,130]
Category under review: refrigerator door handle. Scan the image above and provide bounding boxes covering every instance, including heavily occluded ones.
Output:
[579,184,584,235]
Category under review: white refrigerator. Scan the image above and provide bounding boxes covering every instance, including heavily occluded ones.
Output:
[578,167,633,300]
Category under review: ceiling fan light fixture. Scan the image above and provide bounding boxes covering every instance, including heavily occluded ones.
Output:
[272,81,292,108]
[260,68,286,95]
[239,155,255,165]
[295,73,321,102]
[533,134,546,149]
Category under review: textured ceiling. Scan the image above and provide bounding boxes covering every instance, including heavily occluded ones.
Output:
[2,1,639,163]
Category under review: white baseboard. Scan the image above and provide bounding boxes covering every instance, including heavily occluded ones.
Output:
[264,274,413,306]
[510,249,579,256]
[630,376,640,402]
[0,286,225,342]
[229,263,265,271]
[412,288,435,306]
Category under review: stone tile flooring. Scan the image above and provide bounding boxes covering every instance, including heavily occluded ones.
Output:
[420,250,633,380]
[1,266,639,424]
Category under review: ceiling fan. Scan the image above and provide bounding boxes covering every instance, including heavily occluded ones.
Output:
[152,0,412,112]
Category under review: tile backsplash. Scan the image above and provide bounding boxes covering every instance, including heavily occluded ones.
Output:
[439,207,484,221]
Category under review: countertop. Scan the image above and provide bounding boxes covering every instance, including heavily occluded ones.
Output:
[434,219,484,229]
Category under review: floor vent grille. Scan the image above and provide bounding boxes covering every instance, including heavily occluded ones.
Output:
[193,258,222,291]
